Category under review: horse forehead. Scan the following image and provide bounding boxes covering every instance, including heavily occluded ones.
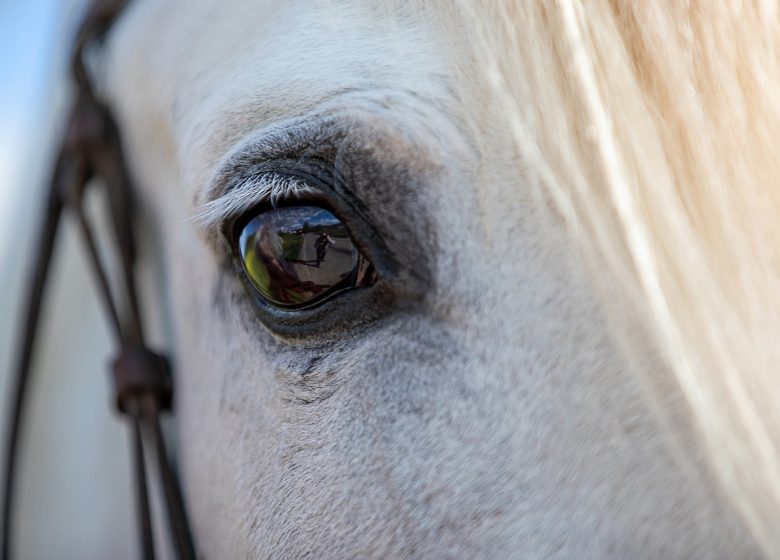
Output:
[107,0,461,197]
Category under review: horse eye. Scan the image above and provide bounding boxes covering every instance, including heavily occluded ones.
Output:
[236,206,376,309]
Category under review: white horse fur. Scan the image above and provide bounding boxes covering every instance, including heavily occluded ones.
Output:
[84,0,780,557]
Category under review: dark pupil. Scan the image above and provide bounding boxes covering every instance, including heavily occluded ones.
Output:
[238,206,360,308]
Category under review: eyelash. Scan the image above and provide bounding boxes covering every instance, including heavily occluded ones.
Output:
[195,172,318,233]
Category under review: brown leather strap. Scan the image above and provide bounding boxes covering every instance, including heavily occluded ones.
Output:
[2,2,196,558]
[1,156,64,560]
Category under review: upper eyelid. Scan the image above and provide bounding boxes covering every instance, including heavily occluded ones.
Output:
[191,98,413,236]
[188,112,340,238]
[192,88,461,232]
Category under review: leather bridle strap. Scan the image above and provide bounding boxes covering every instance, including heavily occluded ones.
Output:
[1,1,196,558]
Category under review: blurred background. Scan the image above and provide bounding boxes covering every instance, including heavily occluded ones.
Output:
[1,1,136,557]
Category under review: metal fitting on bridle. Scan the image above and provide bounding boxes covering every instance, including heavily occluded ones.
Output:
[113,348,174,415]
[1,1,196,558]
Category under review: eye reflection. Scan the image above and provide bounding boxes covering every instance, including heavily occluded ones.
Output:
[237,206,373,308]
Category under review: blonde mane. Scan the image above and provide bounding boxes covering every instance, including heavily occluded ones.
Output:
[454,1,780,556]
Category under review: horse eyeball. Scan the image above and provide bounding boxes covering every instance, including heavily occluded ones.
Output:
[237,206,374,309]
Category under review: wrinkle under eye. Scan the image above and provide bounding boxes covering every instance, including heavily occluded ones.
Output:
[237,206,374,309]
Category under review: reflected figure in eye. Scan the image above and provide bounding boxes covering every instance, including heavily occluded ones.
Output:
[314,232,335,267]
[238,206,374,308]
